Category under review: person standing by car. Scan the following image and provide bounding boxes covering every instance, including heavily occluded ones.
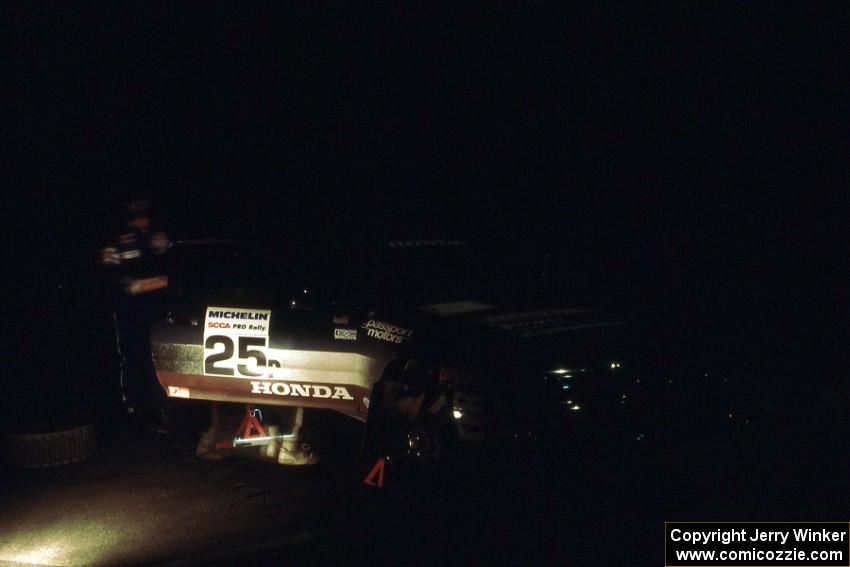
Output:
[99,197,171,432]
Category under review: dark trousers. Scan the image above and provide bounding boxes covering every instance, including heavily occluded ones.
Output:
[112,288,165,415]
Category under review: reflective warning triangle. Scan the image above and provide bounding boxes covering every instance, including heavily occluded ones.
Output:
[363,457,386,488]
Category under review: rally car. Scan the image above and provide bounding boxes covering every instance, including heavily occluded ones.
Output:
[151,239,656,463]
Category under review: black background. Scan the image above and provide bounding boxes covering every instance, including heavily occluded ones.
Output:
[4,3,846,380]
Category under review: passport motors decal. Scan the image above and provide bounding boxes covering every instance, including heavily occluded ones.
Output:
[361,320,413,344]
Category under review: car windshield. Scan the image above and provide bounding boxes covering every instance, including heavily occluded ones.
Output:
[165,242,289,307]
[165,240,531,311]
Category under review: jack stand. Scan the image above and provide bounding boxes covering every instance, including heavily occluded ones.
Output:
[216,404,296,449]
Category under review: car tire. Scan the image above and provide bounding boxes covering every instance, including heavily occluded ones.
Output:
[2,424,97,468]
[363,359,451,463]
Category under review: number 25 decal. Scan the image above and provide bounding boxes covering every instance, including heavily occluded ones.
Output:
[204,335,267,377]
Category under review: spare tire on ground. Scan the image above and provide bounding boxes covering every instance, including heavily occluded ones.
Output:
[2,424,97,468]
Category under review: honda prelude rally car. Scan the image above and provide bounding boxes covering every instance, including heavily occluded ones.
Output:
[151,239,649,461]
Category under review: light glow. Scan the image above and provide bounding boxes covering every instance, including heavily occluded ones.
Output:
[0,518,120,566]
[4,544,63,565]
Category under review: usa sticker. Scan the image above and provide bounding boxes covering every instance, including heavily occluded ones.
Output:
[334,328,358,341]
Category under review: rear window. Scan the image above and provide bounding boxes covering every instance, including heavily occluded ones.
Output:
[165,243,301,307]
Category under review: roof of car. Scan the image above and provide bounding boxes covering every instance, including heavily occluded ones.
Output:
[174,238,257,248]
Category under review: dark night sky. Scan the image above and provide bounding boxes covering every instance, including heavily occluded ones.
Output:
[4,3,847,373]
